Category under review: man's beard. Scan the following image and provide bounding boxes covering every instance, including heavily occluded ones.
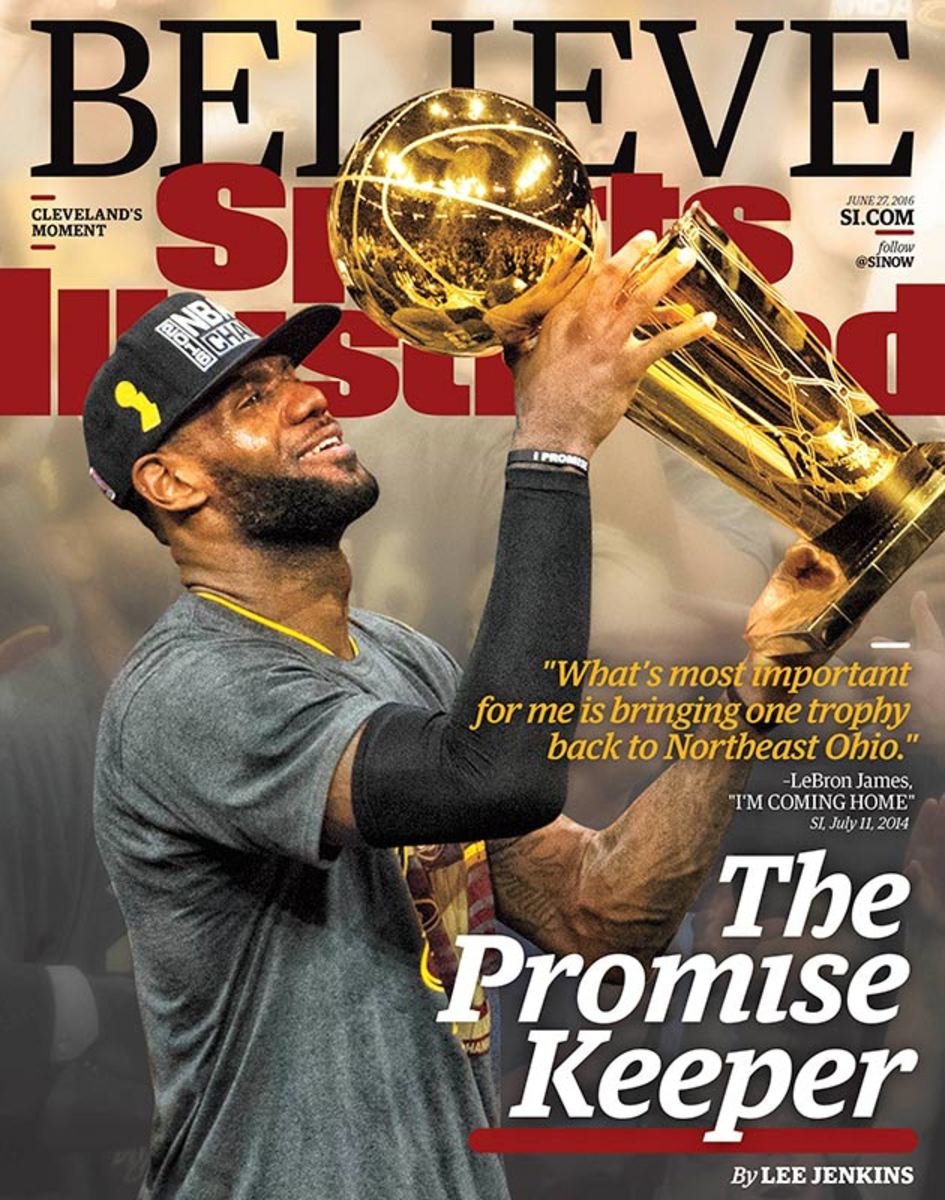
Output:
[209,461,379,549]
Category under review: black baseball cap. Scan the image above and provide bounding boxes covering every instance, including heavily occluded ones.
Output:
[83,293,341,509]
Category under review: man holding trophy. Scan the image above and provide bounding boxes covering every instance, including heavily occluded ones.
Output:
[80,89,931,1200]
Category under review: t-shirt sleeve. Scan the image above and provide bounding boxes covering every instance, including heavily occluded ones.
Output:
[113,640,385,867]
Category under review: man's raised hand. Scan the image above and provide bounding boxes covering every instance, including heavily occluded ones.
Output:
[508,230,716,461]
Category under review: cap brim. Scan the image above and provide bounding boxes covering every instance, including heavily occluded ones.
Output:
[191,303,343,412]
[245,304,343,369]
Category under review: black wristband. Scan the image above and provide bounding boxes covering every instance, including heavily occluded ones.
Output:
[725,685,781,733]
[507,448,589,475]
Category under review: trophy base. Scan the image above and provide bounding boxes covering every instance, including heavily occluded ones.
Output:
[761,445,945,656]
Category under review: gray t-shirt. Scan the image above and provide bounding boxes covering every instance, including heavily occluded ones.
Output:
[94,593,509,1200]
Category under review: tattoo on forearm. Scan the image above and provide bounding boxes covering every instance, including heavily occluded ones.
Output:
[487,753,749,961]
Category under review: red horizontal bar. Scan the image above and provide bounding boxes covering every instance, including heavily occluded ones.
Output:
[469,1127,917,1155]
[30,194,56,200]
[30,244,56,251]
[874,228,913,235]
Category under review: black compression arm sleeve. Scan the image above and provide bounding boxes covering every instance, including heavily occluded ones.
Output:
[352,465,590,846]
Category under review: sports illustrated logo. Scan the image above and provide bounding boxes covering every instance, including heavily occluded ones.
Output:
[154,298,256,372]
[114,379,161,431]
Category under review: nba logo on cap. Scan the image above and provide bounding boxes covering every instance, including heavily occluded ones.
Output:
[154,298,257,372]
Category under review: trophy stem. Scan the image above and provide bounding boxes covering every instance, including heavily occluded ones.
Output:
[757,445,945,655]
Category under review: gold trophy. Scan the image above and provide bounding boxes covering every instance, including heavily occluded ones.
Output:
[329,87,945,656]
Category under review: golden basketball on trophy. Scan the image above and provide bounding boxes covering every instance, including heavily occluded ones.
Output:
[329,87,945,657]
[328,88,597,353]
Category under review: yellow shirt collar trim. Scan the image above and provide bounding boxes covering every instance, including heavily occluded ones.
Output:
[194,591,359,659]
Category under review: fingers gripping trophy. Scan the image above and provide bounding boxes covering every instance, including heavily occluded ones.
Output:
[329,88,945,658]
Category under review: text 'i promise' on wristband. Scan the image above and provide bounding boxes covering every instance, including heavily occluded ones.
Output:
[506,449,590,475]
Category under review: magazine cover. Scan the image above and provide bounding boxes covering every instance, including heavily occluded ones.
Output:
[1,1,943,1198]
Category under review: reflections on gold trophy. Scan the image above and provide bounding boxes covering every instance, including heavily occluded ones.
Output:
[626,204,909,538]
[329,88,597,354]
[330,88,945,655]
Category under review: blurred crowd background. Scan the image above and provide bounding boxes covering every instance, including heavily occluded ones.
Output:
[1,1,943,1197]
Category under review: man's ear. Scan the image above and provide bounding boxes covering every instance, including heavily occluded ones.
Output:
[131,449,209,516]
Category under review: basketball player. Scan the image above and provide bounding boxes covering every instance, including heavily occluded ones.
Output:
[83,232,845,1200]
